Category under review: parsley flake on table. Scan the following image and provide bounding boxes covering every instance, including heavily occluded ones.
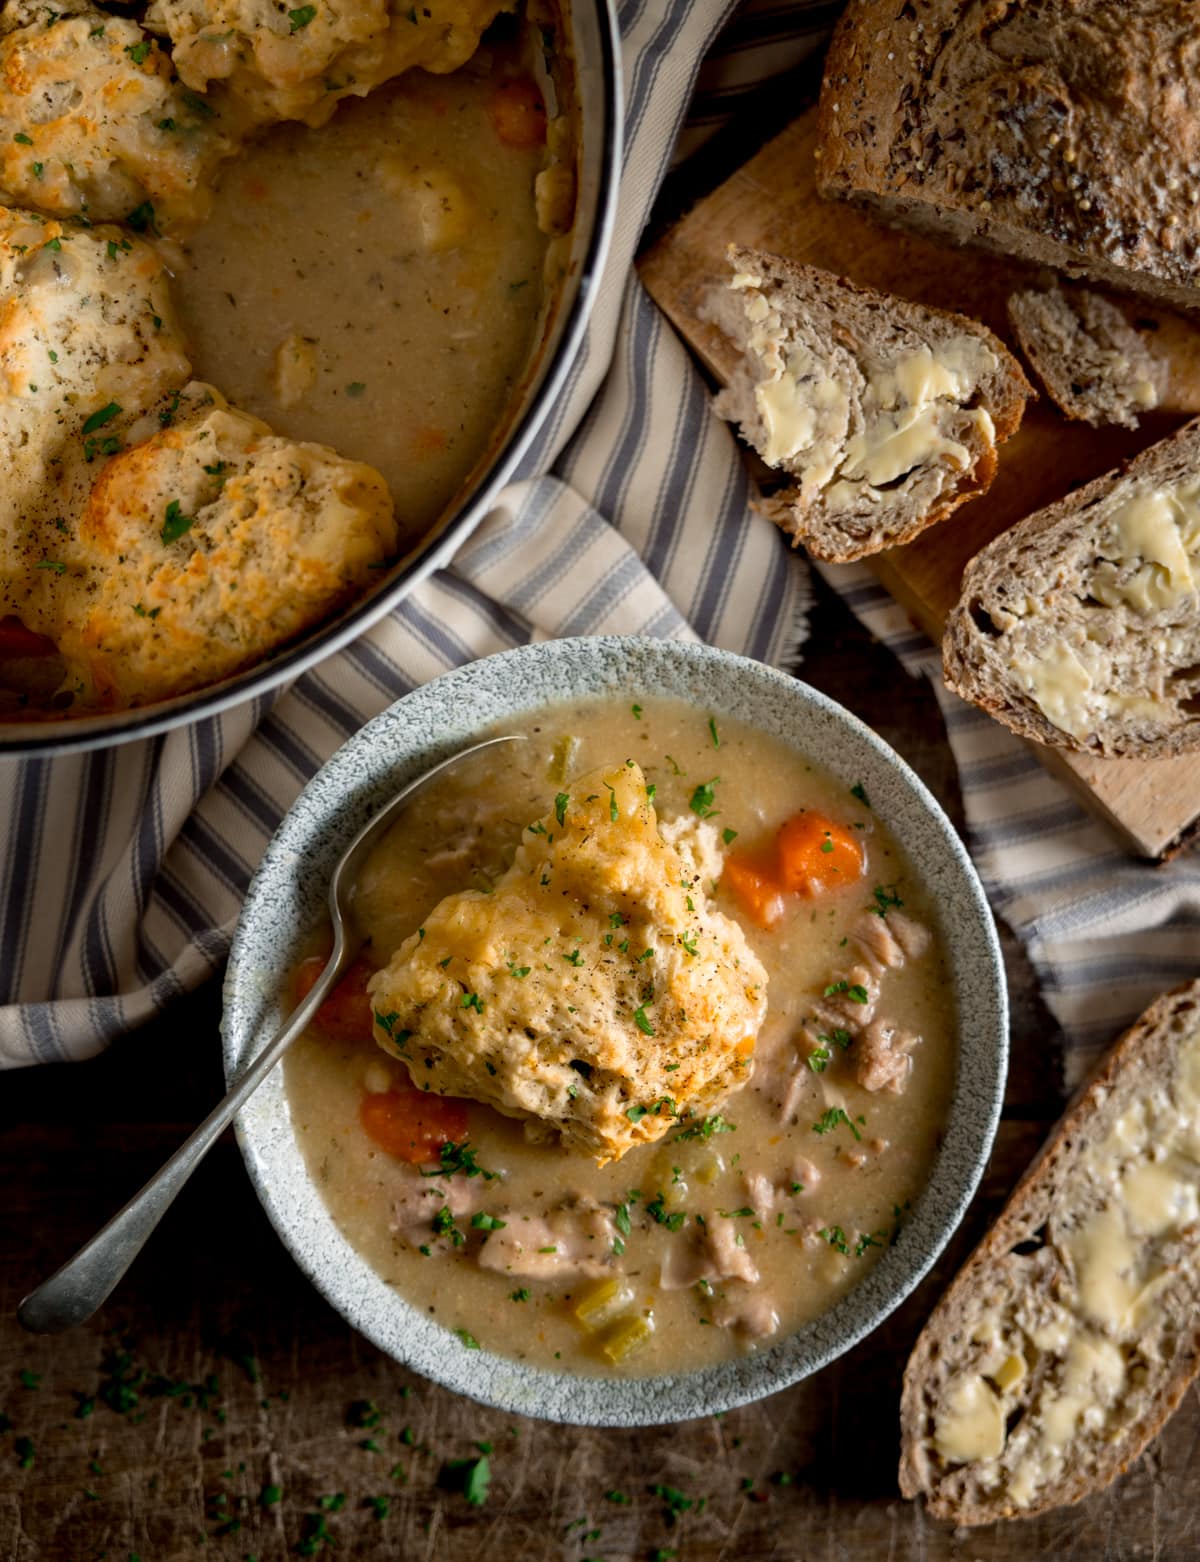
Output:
[439,1450,490,1504]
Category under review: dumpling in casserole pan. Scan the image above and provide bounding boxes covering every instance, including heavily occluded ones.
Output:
[51,384,397,710]
[367,762,769,1164]
[146,0,511,128]
[0,0,245,230]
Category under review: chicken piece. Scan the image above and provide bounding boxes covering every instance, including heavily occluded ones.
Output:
[390,1172,475,1250]
[0,0,245,232]
[849,908,930,973]
[659,1217,761,1291]
[476,1201,614,1281]
[0,208,191,637]
[368,762,768,1165]
[854,1017,921,1095]
[813,963,880,1030]
[146,0,510,128]
[53,383,397,710]
[714,1287,779,1339]
[743,1156,820,1215]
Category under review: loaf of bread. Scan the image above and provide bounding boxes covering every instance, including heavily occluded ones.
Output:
[900,979,1200,1524]
[817,0,1200,314]
[1007,286,1166,429]
[943,421,1200,756]
[706,247,1030,561]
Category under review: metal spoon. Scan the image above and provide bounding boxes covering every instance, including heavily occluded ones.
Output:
[17,733,522,1334]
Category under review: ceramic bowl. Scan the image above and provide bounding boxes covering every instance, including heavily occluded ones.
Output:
[222,636,1008,1426]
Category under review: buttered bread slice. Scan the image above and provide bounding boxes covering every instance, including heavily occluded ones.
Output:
[705,247,1030,561]
[900,980,1200,1524]
[367,762,768,1165]
[944,421,1200,756]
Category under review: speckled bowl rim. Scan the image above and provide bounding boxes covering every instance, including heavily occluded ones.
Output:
[222,635,1007,1427]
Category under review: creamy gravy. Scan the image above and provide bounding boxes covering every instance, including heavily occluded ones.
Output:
[176,42,549,550]
[284,697,958,1375]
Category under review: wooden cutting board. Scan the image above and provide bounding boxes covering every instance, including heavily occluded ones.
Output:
[639,106,1200,861]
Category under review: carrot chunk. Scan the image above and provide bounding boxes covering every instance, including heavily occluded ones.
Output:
[775,812,864,897]
[722,851,787,930]
[0,617,57,658]
[488,78,547,148]
[359,1087,469,1163]
[292,953,377,1043]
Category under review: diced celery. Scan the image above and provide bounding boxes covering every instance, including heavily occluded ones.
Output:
[574,1277,634,1333]
[601,1311,655,1364]
[546,734,580,786]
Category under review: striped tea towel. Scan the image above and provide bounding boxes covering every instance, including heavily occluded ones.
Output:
[0,0,814,1068]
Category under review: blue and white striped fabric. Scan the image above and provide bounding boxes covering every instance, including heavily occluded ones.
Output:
[0,0,814,1068]
[818,561,1200,1088]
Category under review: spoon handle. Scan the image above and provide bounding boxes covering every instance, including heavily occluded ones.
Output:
[17,937,356,1335]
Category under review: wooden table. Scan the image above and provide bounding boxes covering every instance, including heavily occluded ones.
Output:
[4,576,1196,1562]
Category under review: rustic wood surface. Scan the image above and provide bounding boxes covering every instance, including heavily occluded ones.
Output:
[638,105,1200,862]
[3,579,1197,1562]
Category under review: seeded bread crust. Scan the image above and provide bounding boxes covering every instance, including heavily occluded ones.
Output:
[899,979,1200,1524]
[707,246,1030,561]
[1007,286,1168,430]
[817,0,1200,314]
[943,420,1200,757]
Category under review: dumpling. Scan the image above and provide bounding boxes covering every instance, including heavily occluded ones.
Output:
[51,384,397,709]
[367,761,769,1164]
[0,0,245,231]
[146,0,510,127]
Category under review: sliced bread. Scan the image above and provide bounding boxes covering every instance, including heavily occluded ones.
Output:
[817,0,1200,314]
[899,978,1200,1524]
[1007,286,1167,430]
[943,421,1200,756]
[704,247,1031,561]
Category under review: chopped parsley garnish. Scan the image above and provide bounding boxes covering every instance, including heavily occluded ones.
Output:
[817,1225,850,1255]
[807,1047,830,1073]
[625,1104,649,1122]
[13,132,31,146]
[439,1450,490,1504]
[126,200,158,234]
[373,1011,411,1046]
[820,1027,853,1050]
[470,1212,507,1231]
[823,978,869,1003]
[854,1230,886,1257]
[603,782,618,822]
[563,949,584,967]
[707,716,720,748]
[453,1328,480,1350]
[689,778,719,818]
[554,792,569,826]
[674,1114,735,1142]
[646,1192,686,1231]
[506,962,530,979]
[812,1107,863,1141]
[160,499,195,545]
[35,559,66,574]
[344,380,366,397]
[632,1004,655,1036]
[631,703,642,718]
[289,5,318,30]
[432,1207,464,1247]
[461,991,485,1013]
[615,1202,632,1236]
[124,39,153,64]
[871,883,904,917]
[81,402,121,437]
[722,827,738,845]
[509,1288,530,1302]
[850,781,871,808]
[423,1140,498,1180]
